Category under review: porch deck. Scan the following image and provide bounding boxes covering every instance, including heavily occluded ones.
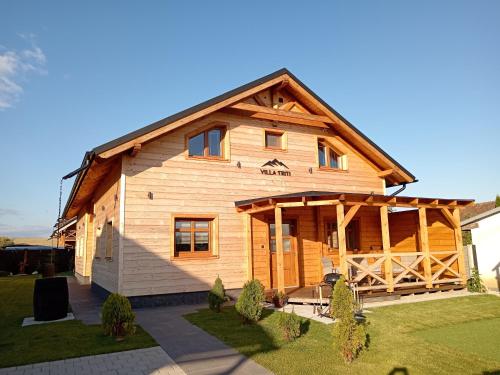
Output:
[278,283,467,305]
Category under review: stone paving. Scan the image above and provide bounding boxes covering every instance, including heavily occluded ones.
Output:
[0,347,185,375]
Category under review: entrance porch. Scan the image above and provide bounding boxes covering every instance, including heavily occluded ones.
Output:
[236,191,473,295]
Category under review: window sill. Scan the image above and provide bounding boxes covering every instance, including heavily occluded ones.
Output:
[171,254,219,261]
[317,167,348,173]
[263,147,287,152]
[186,156,230,163]
[105,257,113,262]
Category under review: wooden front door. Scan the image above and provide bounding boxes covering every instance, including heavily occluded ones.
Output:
[269,219,298,288]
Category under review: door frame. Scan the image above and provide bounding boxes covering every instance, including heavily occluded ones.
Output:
[266,214,301,288]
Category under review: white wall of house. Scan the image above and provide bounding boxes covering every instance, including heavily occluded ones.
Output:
[470,212,500,291]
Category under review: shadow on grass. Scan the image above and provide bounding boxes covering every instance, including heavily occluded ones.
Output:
[388,368,409,375]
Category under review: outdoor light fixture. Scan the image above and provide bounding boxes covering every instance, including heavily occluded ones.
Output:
[237,161,241,168]
[148,192,154,200]
[308,167,313,174]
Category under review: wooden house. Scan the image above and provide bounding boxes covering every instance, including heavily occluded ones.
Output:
[62,69,473,304]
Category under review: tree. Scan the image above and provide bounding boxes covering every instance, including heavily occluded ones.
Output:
[235,279,265,323]
[0,237,14,249]
[208,275,225,312]
[496,195,500,208]
[331,276,367,363]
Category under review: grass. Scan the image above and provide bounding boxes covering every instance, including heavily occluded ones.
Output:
[0,275,157,368]
[185,295,500,375]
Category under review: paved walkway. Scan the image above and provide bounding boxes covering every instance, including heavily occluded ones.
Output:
[67,277,102,324]
[0,347,185,375]
[135,306,272,375]
[67,279,271,374]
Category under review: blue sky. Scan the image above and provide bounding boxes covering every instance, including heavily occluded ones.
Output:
[0,1,499,237]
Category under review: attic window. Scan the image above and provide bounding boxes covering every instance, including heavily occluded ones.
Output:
[318,139,347,171]
[187,125,227,160]
[265,130,286,150]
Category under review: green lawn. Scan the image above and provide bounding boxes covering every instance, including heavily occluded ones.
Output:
[185,295,500,375]
[0,276,157,368]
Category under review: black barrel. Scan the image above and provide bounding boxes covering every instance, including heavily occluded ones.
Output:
[33,277,68,321]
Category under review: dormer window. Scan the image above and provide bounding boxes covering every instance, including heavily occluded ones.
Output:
[318,139,347,170]
[187,125,227,160]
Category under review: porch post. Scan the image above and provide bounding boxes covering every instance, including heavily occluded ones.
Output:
[380,206,394,292]
[418,207,433,288]
[452,208,467,285]
[336,204,348,277]
[244,213,253,281]
[274,206,285,293]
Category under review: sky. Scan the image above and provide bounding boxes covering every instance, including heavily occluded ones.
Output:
[0,1,499,237]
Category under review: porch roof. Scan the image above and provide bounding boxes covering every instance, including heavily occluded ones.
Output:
[235,190,474,213]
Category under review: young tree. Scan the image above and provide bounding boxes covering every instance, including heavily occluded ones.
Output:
[208,275,225,312]
[496,195,500,208]
[331,276,367,363]
[235,279,265,323]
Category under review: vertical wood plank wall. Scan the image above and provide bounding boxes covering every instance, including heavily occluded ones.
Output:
[119,111,385,296]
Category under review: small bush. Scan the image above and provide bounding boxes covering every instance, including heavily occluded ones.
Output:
[102,293,136,338]
[0,271,10,277]
[278,310,301,341]
[467,268,487,293]
[235,279,265,323]
[331,276,367,363]
[208,276,226,312]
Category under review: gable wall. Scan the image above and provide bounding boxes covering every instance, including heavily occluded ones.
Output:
[120,111,385,296]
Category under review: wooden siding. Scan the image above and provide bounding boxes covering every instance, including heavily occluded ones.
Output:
[120,110,385,296]
[90,161,121,293]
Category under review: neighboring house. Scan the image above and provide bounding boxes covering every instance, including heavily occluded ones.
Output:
[60,68,473,305]
[461,207,500,292]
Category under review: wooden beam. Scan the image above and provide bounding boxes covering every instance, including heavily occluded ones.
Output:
[252,95,267,107]
[418,207,433,288]
[440,208,459,229]
[280,101,296,111]
[229,102,333,126]
[343,205,361,228]
[276,202,305,208]
[307,199,341,207]
[244,213,253,281]
[275,206,285,293]
[129,143,141,157]
[377,169,394,177]
[244,204,275,215]
[380,206,394,292]
[452,208,467,285]
[336,204,348,276]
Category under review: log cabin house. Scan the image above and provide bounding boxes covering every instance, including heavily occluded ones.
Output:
[62,68,473,305]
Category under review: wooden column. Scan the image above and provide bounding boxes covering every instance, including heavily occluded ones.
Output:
[380,206,394,292]
[418,207,433,288]
[336,204,348,277]
[244,213,253,281]
[452,208,467,285]
[274,206,285,293]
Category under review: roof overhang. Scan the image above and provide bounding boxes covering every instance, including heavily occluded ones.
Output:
[235,191,474,214]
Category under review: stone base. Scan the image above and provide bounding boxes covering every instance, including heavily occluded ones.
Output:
[22,313,75,327]
[74,272,91,285]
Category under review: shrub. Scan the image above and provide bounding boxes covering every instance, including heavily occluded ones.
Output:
[235,279,265,323]
[102,293,136,338]
[0,271,9,277]
[467,268,487,293]
[208,275,226,312]
[331,276,367,363]
[278,309,301,341]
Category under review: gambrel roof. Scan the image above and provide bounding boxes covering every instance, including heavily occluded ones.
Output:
[62,68,416,218]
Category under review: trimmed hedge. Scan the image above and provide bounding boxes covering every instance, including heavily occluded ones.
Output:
[102,293,136,338]
[235,279,265,323]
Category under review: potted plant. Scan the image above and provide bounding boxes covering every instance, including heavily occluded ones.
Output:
[272,291,288,308]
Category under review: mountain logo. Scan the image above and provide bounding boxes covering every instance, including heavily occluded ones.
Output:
[261,159,289,169]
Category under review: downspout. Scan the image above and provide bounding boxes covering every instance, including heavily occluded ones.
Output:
[389,179,419,197]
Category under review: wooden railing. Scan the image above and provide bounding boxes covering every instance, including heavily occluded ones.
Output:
[346,250,462,292]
